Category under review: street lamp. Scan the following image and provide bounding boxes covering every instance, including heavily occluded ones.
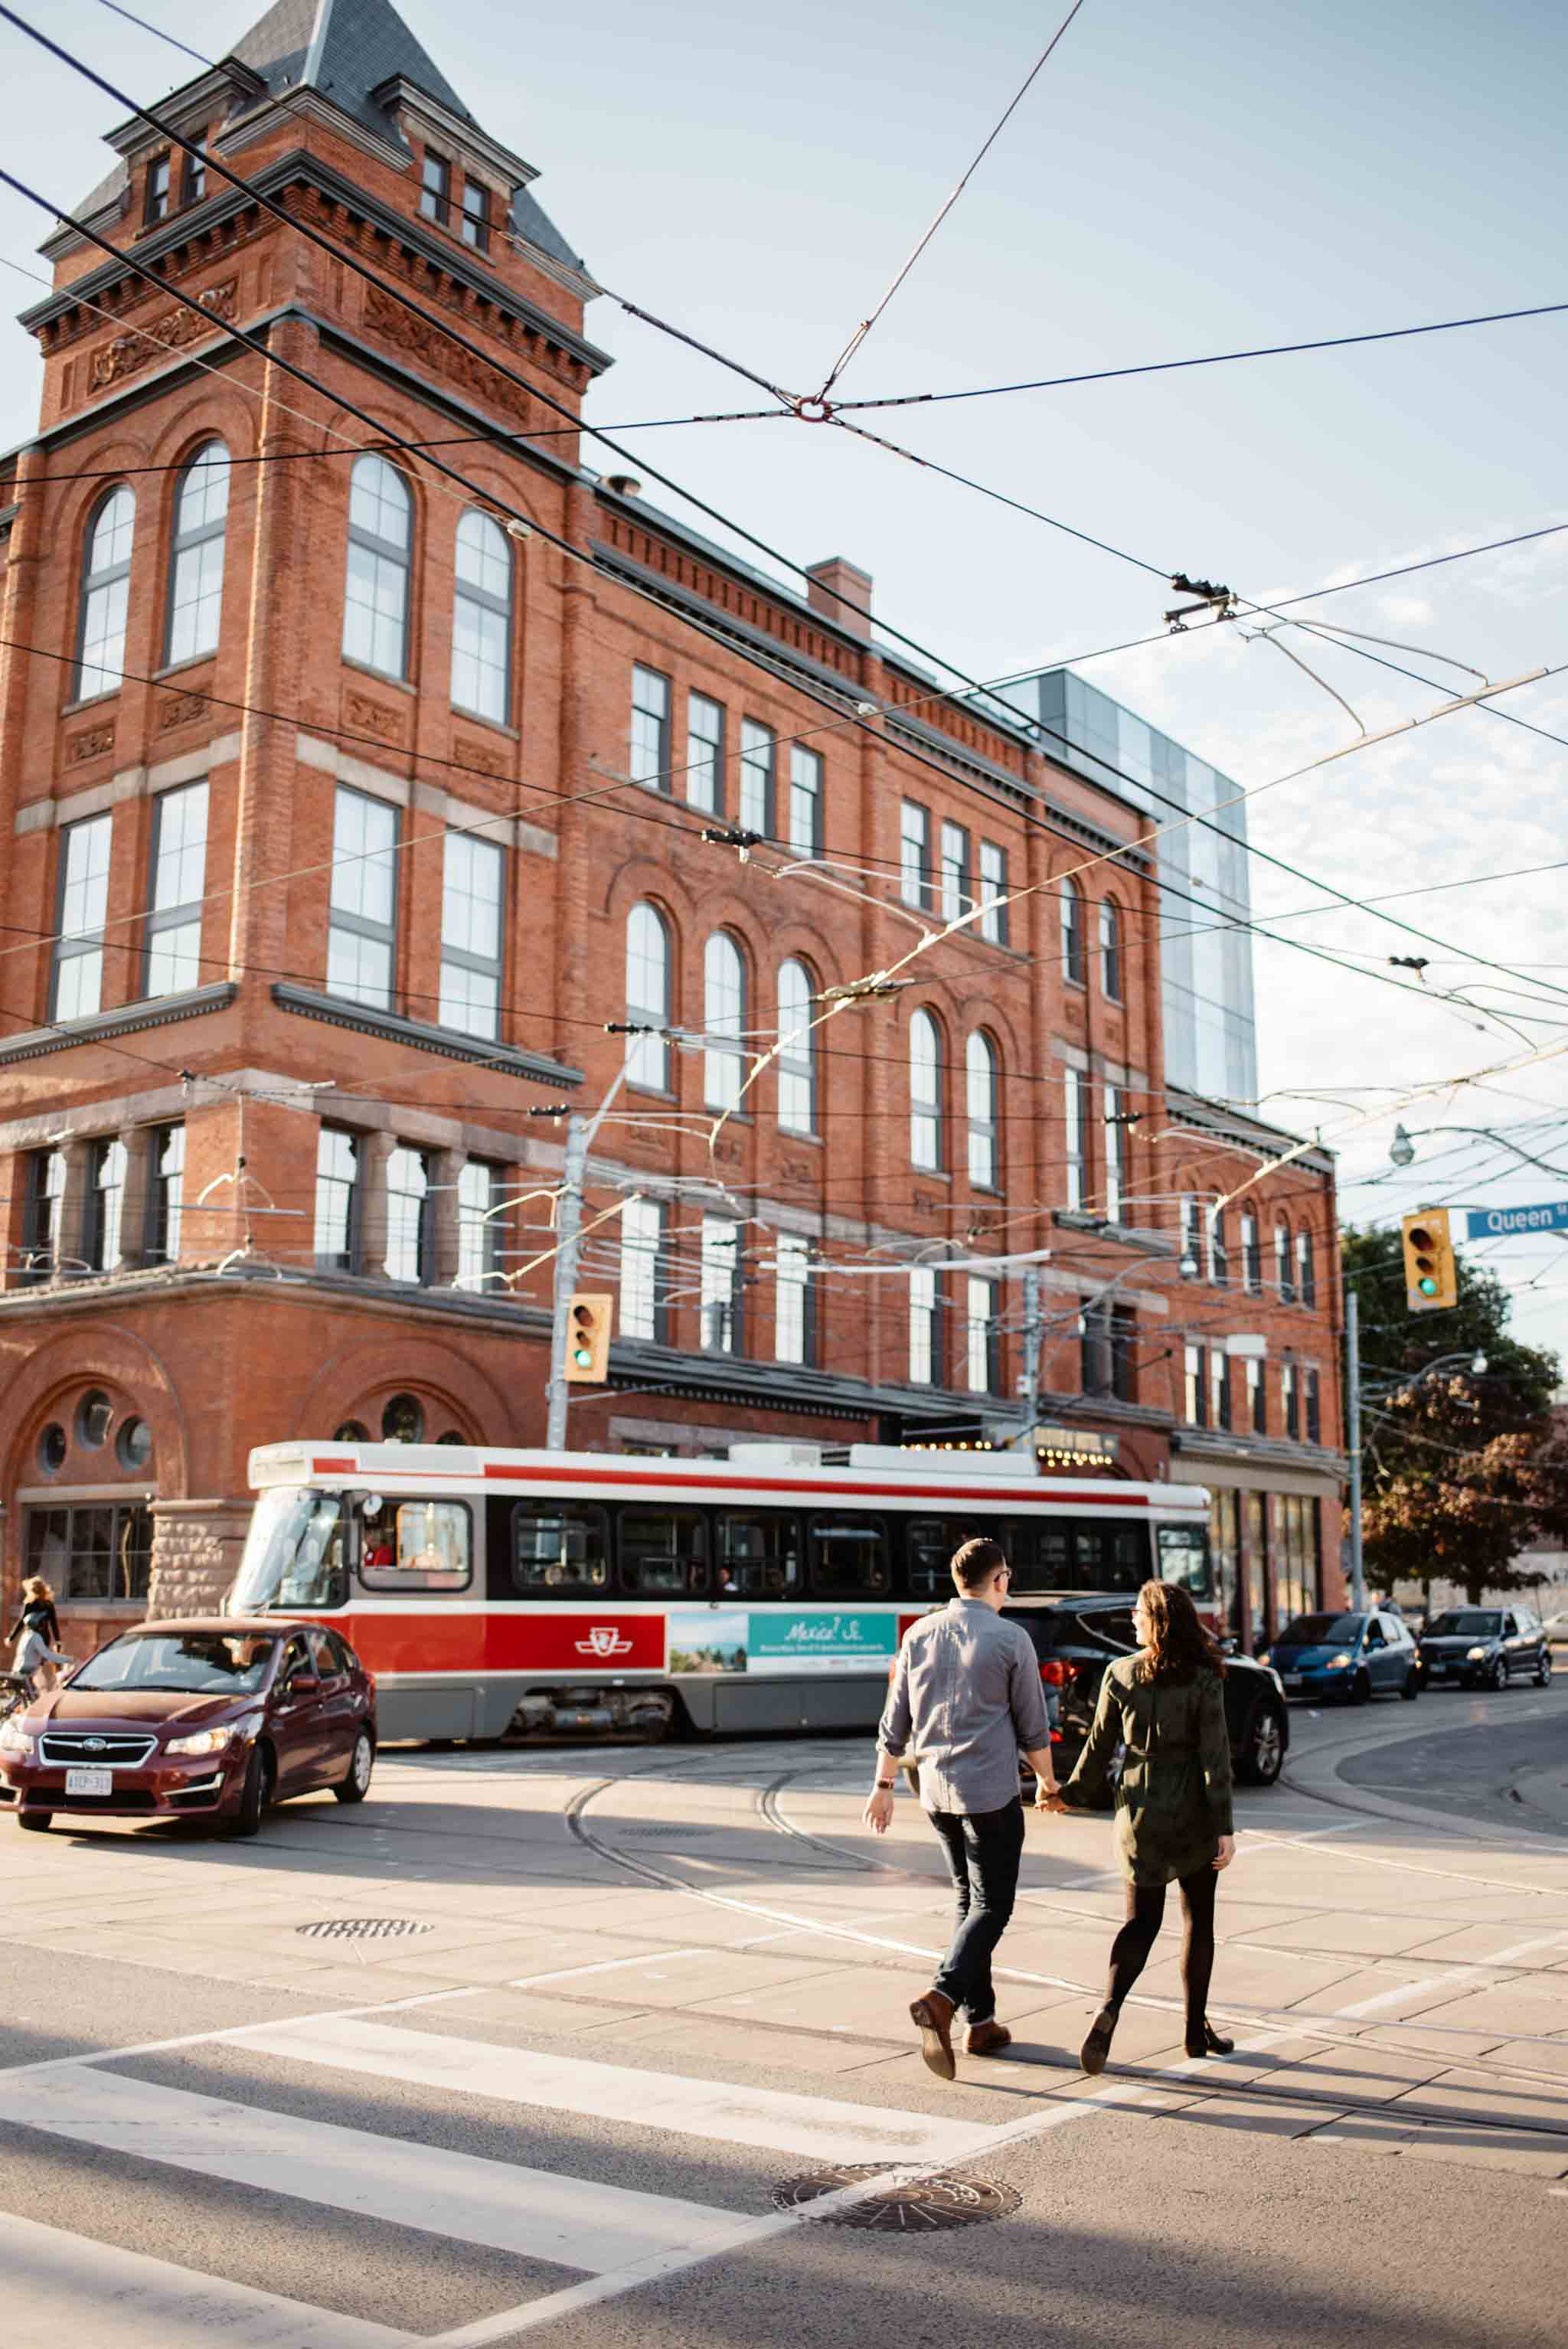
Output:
[1390,1124,1416,1169]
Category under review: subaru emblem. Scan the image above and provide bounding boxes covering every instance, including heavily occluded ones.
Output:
[84,1737,106,1753]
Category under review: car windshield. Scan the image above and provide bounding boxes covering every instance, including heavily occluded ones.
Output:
[1279,1613,1361,1646]
[70,1632,277,1694]
[1428,1610,1502,1637]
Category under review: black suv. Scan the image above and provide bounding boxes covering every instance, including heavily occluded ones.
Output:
[1003,1595,1290,1789]
[1417,1605,1553,1691]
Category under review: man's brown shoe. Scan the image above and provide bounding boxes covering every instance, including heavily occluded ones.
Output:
[910,1991,956,2081]
[965,2020,1011,2057]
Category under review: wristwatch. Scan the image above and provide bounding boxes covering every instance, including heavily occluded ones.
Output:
[875,1779,896,1790]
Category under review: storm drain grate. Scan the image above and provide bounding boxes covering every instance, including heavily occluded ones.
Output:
[296,1917,435,1942]
[772,2166,1021,2230]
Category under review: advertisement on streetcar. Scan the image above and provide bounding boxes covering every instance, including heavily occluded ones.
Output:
[668,1609,900,1677]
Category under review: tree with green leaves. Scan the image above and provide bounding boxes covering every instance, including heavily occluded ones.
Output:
[1344,1227,1561,1606]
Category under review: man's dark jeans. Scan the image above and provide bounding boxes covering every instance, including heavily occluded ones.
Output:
[927,1798,1026,2024]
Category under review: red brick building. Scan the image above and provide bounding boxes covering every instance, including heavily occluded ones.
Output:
[0,0,1343,1658]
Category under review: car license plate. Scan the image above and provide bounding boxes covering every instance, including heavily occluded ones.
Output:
[65,1767,113,1796]
[1280,1674,1302,1691]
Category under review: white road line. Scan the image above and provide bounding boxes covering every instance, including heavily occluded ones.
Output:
[234,2014,1003,2166]
[0,2066,747,2276]
[1331,1930,1568,2019]
[1,2212,410,2349]
[507,1947,708,1988]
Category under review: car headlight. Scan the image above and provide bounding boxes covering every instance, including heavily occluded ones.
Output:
[1326,1654,1351,1671]
[165,1727,232,1757]
[1467,1645,1487,1661]
[0,1719,35,1754]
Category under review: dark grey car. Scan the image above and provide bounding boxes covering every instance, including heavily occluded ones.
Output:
[1417,1605,1553,1691]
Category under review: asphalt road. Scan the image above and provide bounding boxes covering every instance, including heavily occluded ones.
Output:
[2,1692,1565,2348]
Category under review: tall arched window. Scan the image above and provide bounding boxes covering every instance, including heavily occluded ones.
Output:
[165,440,230,665]
[1276,1218,1295,1304]
[910,1009,942,1171]
[626,902,671,1091]
[452,508,512,724]
[704,932,746,1111]
[966,1031,999,1189]
[1296,1226,1316,1308]
[776,957,816,1134]
[343,454,412,680]
[76,485,136,700]
[1099,897,1122,1001]
[1060,875,1085,986]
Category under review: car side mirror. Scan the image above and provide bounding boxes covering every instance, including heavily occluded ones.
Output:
[287,1671,321,1697]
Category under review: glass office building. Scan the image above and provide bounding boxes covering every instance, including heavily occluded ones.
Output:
[995,669,1257,1103]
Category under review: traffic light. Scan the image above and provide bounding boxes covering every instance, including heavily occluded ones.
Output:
[1401,1210,1457,1312]
[564,1292,613,1381]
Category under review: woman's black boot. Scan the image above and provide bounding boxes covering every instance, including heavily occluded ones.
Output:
[1080,2004,1119,2076]
[1184,2017,1233,2059]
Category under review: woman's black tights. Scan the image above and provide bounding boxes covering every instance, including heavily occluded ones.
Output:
[1105,1864,1217,2039]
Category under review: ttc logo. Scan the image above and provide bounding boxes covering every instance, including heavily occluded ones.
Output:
[575,1625,635,1659]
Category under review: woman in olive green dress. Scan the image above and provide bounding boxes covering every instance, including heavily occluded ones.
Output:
[1047,1580,1236,2073]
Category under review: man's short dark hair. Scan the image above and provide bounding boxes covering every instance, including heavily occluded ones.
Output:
[952,1537,1008,1592]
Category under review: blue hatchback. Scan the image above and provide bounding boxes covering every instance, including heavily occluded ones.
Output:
[1263,1610,1421,1705]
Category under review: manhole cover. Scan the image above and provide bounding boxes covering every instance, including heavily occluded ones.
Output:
[296,1917,434,1941]
[623,1824,714,1839]
[772,2166,1021,2230]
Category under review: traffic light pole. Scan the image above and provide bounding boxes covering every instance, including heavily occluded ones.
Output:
[544,1060,629,1451]
[1345,1285,1366,1612]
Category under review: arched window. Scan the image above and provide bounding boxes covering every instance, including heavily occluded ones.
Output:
[776,958,816,1134]
[1099,897,1122,1001]
[966,1031,999,1189]
[165,439,230,665]
[910,1009,942,1171]
[1296,1226,1316,1308]
[626,902,671,1091]
[1276,1218,1295,1304]
[452,508,512,724]
[1241,1210,1260,1292]
[343,454,412,680]
[1060,875,1085,985]
[704,932,746,1111]
[76,485,136,700]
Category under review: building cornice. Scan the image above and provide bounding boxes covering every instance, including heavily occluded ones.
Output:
[1165,1086,1337,1177]
[1171,1427,1348,1478]
[270,982,582,1088]
[0,982,237,1067]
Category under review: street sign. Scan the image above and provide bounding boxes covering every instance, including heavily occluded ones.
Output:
[1465,1200,1568,1240]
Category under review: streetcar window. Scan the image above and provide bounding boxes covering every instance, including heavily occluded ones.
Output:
[512,1502,610,1593]
[716,1512,801,1599]
[906,1520,1011,1599]
[808,1515,890,1596]
[234,1487,348,1612]
[619,1509,709,1596]
[361,1499,472,1593]
[1155,1522,1213,1597]
[1012,1522,1071,1595]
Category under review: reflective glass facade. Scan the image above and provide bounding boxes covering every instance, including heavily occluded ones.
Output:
[996,670,1257,1102]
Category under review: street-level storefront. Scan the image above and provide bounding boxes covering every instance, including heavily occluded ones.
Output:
[1171,1432,1347,1652]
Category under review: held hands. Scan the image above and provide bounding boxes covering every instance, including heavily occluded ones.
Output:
[1033,1782,1067,1815]
[863,1786,895,1837]
[1214,1834,1236,1870]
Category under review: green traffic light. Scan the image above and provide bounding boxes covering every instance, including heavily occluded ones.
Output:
[1418,1276,1438,1295]
[573,1345,593,1367]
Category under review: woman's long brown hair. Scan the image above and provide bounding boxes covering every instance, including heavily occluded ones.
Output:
[1135,1580,1226,1684]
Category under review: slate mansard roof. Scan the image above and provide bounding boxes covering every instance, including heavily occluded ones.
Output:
[60,0,587,278]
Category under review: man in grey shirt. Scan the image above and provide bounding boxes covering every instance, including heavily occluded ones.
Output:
[865,1537,1057,2078]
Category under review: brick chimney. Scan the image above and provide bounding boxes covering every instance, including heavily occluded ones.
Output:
[805,557,873,640]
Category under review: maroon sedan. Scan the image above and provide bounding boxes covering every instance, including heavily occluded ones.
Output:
[0,1617,376,1837]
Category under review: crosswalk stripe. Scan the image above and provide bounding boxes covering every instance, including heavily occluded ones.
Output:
[1,2210,410,2349]
[234,2012,1001,2164]
[0,2066,751,2276]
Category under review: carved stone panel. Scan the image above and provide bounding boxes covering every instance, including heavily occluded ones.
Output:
[363,283,535,426]
[88,279,238,391]
[156,690,210,734]
[454,737,508,779]
[345,689,408,747]
[64,724,114,766]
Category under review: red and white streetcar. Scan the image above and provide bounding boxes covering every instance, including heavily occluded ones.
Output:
[230,1439,1214,1743]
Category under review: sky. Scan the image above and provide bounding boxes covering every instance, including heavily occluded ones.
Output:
[2,0,1566,1365]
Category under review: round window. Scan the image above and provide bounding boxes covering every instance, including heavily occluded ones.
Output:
[76,1390,113,1449]
[435,1429,467,1446]
[333,1420,370,1444]
[381,1393,425,1444]
[116,1416,153,1471]
[38,1423,67,1475]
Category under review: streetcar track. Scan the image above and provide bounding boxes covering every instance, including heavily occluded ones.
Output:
[565,1766,1568,2148]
